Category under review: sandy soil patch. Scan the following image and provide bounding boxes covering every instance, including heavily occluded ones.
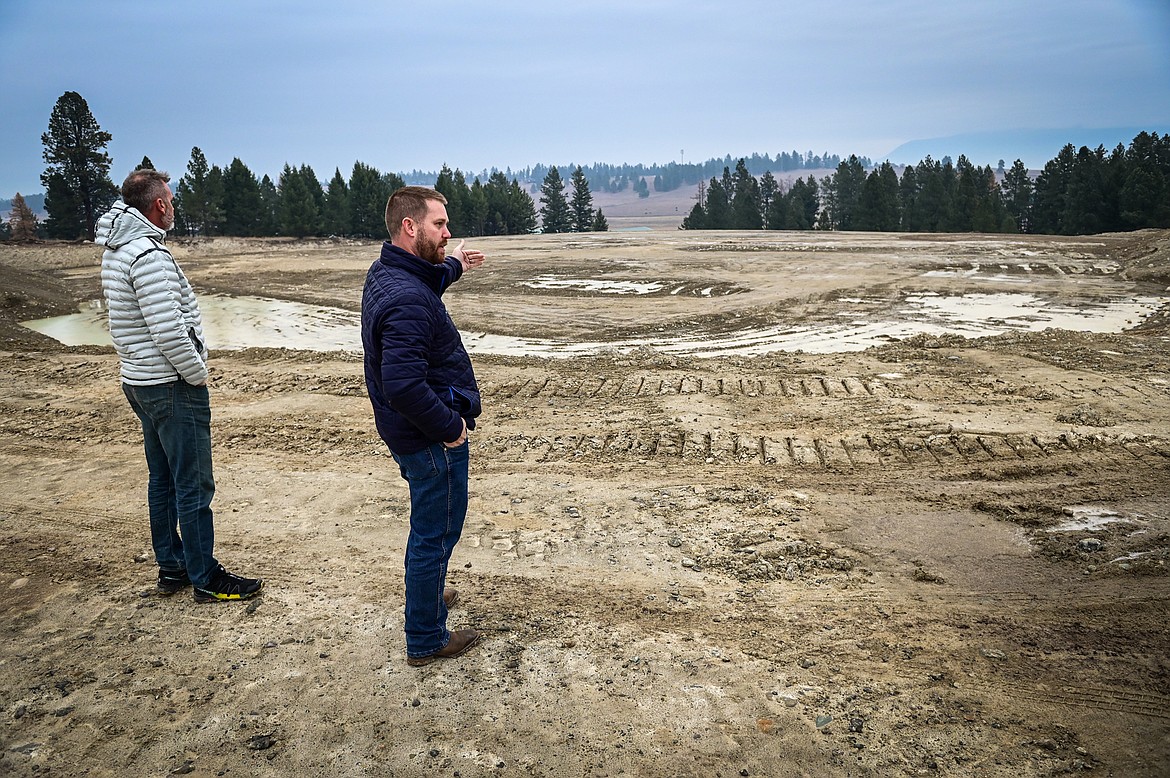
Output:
[1,229,1168,777]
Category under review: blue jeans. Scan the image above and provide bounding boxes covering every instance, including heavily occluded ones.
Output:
[391,441,469,657]
[123,381,218,588]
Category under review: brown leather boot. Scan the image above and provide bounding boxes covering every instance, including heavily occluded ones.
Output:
[407,629,481,667]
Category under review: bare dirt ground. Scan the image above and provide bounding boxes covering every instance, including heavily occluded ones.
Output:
[1,227,1169,777]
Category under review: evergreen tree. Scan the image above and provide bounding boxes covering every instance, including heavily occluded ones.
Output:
[952,155,979,232]
[915,157,951,231]
[704,175,731,229]
[172,179,193,236]
[257,175,280,236]
[972,165,1007,233]
[816,173,837,230]
[324,168,351,236]
[592,209,609,232]
[1001,160,1032,233]
[40,91,118,240]
[539,166,571,233]
[139,156,155,170]
[467,179,489,236]
[1031,144,1075,234]
[569,165,595,232]
[1118,164,1166,229]
[759,171,778,228]
[730,158,762,229]
[221,158,263,236]
[792,176,820,230]
[301,165,326,232]
[898,164,922,231]
[8,193,40,242]
[178,147,223,236]
[1121,132,1170,228]
[483,171,512,235]
[829,155,866,230]
[452,169,473,233]
[278,164,320,238]
[348,161,396,238]
[1061,146,1108,235]
[857,161,901,231]
[680,202,707,230]
[507,179,537,234]
[435,165,470,234]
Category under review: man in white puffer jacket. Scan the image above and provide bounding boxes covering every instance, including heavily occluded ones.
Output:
[98,168,262,603]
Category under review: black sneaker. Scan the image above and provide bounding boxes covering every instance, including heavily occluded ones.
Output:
[157,568,191,595]
[193,565,263,603]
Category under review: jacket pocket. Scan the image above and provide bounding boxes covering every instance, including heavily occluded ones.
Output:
[448,386,481,417]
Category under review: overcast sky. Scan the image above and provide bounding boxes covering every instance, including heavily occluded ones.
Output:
[2,0,1168,196]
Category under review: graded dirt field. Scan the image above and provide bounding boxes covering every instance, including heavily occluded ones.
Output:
[1,228,1168,777]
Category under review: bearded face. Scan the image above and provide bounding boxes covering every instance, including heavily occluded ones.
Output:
[410,200,451,264]
[414,229,446,263]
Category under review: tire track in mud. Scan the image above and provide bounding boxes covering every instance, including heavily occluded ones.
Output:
[481,371,1169,471]
[482,372,886,400]
[475,428,1170,472]
[0,499,140,537]
[947,677,1170,721]
[483,370,1169,403]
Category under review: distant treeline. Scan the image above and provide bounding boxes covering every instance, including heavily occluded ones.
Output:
[681,132,1170,235]
[401,152,858,196]
[31,146,859,240]
[15,92,1169,242]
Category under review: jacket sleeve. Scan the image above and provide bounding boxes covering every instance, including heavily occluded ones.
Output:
[129,248,209,385]
[437,256,464,295]
[376,295,464,443]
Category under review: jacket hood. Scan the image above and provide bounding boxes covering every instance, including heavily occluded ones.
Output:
[95,201,166,250]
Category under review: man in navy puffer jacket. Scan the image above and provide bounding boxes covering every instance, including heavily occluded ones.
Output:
[362,186,485,666]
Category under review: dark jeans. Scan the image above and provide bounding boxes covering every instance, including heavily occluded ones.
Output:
[123,381,218,588]
[391,441,469,657]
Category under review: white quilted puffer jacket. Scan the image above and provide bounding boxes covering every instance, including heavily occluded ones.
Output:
[97,202,209,386]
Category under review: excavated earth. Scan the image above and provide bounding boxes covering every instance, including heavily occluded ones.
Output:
[0,228,1168,777]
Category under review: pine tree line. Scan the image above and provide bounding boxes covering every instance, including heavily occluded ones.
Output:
[150,152,546,240]
[518,152,855,196]
[682,133,1170,235]
[24,91,1170,242]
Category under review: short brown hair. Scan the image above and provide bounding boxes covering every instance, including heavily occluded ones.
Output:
[121,168,171,214]
[385,186,447,238]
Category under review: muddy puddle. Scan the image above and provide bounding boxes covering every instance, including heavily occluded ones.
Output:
[22,290,1166,356]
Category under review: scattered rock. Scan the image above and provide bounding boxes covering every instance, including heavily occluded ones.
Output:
[246,733,277,751]
[912,567,946,584]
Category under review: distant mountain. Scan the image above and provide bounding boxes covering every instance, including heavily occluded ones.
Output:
[883,127,1169,170]
[0,192,46,219]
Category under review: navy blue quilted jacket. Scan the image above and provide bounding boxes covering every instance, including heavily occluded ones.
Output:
[362,242,481,454]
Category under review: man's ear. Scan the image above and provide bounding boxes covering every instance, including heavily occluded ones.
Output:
[401,217,416,238]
